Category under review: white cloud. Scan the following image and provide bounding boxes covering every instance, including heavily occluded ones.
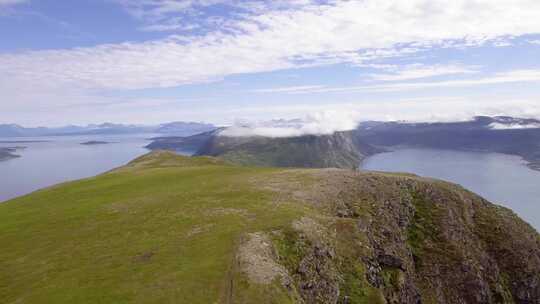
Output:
[3,0,540,94]
[489,122,540,129]
[116,0,224,18]
[252,85,327,94]
[220,110,359,137]
[228,97,540,124]
[3,0,540,125]
[0,0,27,5]
[255,69,540,94]
[116,0,315,33]
[529,40,540,45]
[216,97,540,137]
[368,64,479,82]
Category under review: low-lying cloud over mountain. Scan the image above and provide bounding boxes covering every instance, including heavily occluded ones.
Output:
[221,111,359,138]
[489,122,540,130]
[219,99,540,138]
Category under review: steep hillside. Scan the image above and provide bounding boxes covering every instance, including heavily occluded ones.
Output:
[195,131,382,169]
[1,151,538,303]
[148,130,382,169]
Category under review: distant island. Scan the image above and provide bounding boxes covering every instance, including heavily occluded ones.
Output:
[80,141,113,145]
[0,146,25,161]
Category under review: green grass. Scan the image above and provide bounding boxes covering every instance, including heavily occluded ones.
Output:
[0,152,306,304]
[3,151,536,303]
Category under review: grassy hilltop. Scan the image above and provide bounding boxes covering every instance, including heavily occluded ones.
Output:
[1,151,539,303]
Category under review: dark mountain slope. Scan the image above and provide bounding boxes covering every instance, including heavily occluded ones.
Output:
[0,151,538,303]
[358,116,540,170]
[147,130,383,169]
[194,130,382,169]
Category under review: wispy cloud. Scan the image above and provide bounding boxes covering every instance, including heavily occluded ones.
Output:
[221,110,360,138]
[252,85,327,94]
[227,97,540,125]
[116,0,316,34]
[0,0,27,6]
[489,122,540,130]
[219,97,540,137]
[253,69,540,94]
[3,0,540,124]
[3,0,540,93]
[368,64,479,82]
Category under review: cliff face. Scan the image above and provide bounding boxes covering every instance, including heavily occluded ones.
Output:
[194,131,382,169]
[244,169,540,304]
[147,130,382,169]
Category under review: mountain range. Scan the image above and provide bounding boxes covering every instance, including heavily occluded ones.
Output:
[358,116,540,170]
[146,116,540,171]
[0,121,216,137]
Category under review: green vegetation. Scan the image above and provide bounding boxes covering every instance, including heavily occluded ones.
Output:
[1,151,539,303]
[406,192,441,268]
[271,228,311,272]
[192,131,382,170]
[0,152,304,303]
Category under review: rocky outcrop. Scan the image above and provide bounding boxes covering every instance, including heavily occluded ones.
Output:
[245,170,540,304]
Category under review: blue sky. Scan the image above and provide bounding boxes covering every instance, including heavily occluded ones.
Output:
[1,0,540,127]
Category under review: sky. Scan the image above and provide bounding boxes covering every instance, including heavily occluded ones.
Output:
[1,0,540,127]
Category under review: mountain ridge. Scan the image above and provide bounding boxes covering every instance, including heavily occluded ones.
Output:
[0,151,538,303]
[146,116,540,171]
[358,116,540,171]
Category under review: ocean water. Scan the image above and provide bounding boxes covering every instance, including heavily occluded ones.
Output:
[0,134,153,202]
[362,148,540,231]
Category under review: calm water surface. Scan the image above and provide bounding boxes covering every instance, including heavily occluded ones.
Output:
[362,148,540,231]
[0,134,154,202]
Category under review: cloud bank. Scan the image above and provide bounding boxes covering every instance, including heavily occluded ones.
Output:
[2,0,540,126]
[489,122,540,130]
[220,111,360,138]
[3,0,540,94]
[254,69,540,94]
[219,97,540,138]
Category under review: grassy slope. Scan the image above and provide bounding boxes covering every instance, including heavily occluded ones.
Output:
[1,151,538,303]
[0,152,306,303]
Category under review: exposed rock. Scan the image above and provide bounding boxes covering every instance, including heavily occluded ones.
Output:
[257,169,540,304]
[237,232,291,286]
